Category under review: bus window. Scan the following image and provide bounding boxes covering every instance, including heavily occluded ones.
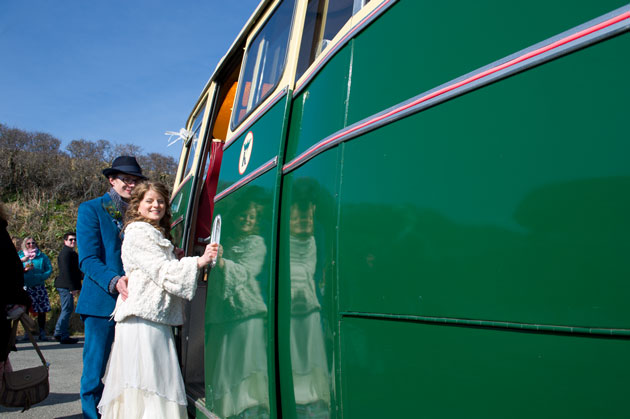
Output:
[213,82,238,141]
[231,0,297,129]
[296,0,370,80]
[184,105,205,176]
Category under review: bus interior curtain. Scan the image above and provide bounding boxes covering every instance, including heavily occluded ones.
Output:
[204,139,224,218]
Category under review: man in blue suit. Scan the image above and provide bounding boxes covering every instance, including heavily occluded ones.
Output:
[76,156,146,418]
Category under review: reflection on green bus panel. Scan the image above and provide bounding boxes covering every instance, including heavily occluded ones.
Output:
[169,1,630,418]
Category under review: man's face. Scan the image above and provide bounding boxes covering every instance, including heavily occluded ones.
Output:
[109,174,142,200]
[64,236,76,248]
[289,203,315,238]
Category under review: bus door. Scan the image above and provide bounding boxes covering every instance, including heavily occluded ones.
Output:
[202,0,300,418]
[276,1,386,418]
[180,62,245,411]
[176,85,218,406]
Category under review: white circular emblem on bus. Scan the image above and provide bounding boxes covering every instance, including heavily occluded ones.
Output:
[239,131,254,175]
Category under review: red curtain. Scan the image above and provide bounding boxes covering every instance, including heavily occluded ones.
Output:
[195,140,224,243]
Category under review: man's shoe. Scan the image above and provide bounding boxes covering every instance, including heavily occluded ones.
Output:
[60,337,79,345]
[54,335,62,342]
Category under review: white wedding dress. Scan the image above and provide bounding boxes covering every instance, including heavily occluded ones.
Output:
[97,316,187,419]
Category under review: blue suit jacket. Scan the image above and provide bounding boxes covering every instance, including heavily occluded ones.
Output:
[76,193,124,317]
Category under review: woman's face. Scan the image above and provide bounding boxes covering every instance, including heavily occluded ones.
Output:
[236,205,258,235]
[138,189,166,222]
[24,238,38,252]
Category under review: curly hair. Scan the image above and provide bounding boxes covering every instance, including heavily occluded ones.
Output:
[123,181,173,243]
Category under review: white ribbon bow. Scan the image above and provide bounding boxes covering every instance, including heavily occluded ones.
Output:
[165,128,194,147]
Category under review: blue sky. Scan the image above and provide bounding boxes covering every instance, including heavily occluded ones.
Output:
[0,0,261,160]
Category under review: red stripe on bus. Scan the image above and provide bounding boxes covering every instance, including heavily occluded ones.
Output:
[284,10,629,172]
[170,173,193,202]
[171,216,184,228]
[214,157,278,202]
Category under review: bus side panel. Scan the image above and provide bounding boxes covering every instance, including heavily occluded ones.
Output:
[340,317,630,418]
[203,96,292,417]
[346,0,629,125]
[204,171,277,418]
[277,149,341,419]
[286,45,352,162]
[337,33,630,329]
[217,96,288,196]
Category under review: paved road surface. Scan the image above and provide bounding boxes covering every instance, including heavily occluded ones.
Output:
[0,337,83,418]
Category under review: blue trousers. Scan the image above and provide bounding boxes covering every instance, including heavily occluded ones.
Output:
[54,288,74,339]
[80,315,115,419]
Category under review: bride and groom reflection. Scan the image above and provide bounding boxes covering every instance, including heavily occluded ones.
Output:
[206,180,331,418]
[288,180,330,418]
[207,192,269,418]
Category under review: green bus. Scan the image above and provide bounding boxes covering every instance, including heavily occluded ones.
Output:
[169,1,630,417]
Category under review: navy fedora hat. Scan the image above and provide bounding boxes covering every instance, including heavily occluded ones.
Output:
[102,156,147,179]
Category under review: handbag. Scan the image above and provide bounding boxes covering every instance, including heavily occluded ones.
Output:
[0,314,49,411]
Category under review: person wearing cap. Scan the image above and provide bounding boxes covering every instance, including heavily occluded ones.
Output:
[76,156,146,419]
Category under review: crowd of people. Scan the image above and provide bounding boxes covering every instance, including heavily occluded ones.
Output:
[1,155,218,418]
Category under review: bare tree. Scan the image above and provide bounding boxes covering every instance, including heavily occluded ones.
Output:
[30,132,61,153]
[1,125,177,202]
[0,123,31,150]
[67,139,112,162]
[111,143,143,161]
[138,152,177,185]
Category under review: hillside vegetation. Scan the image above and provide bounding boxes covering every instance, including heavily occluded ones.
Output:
[1,122,179,335]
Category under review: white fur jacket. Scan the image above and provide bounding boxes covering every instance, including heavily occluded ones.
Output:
[113,221,200,325]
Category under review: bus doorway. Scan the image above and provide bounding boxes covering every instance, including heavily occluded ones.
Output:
[178,59,243,411]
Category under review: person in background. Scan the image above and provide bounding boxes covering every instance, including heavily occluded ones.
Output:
[54,231,82,344]
[18,236,53,341]
[98,181,218,418]
[76,156,146,419]
[0,203,30,385]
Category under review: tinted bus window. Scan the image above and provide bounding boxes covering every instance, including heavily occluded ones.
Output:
[184,105,205,175]
[296,0,370,80]
[232,0,297,128]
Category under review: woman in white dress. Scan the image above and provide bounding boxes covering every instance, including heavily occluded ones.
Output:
[98,181,218,419]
